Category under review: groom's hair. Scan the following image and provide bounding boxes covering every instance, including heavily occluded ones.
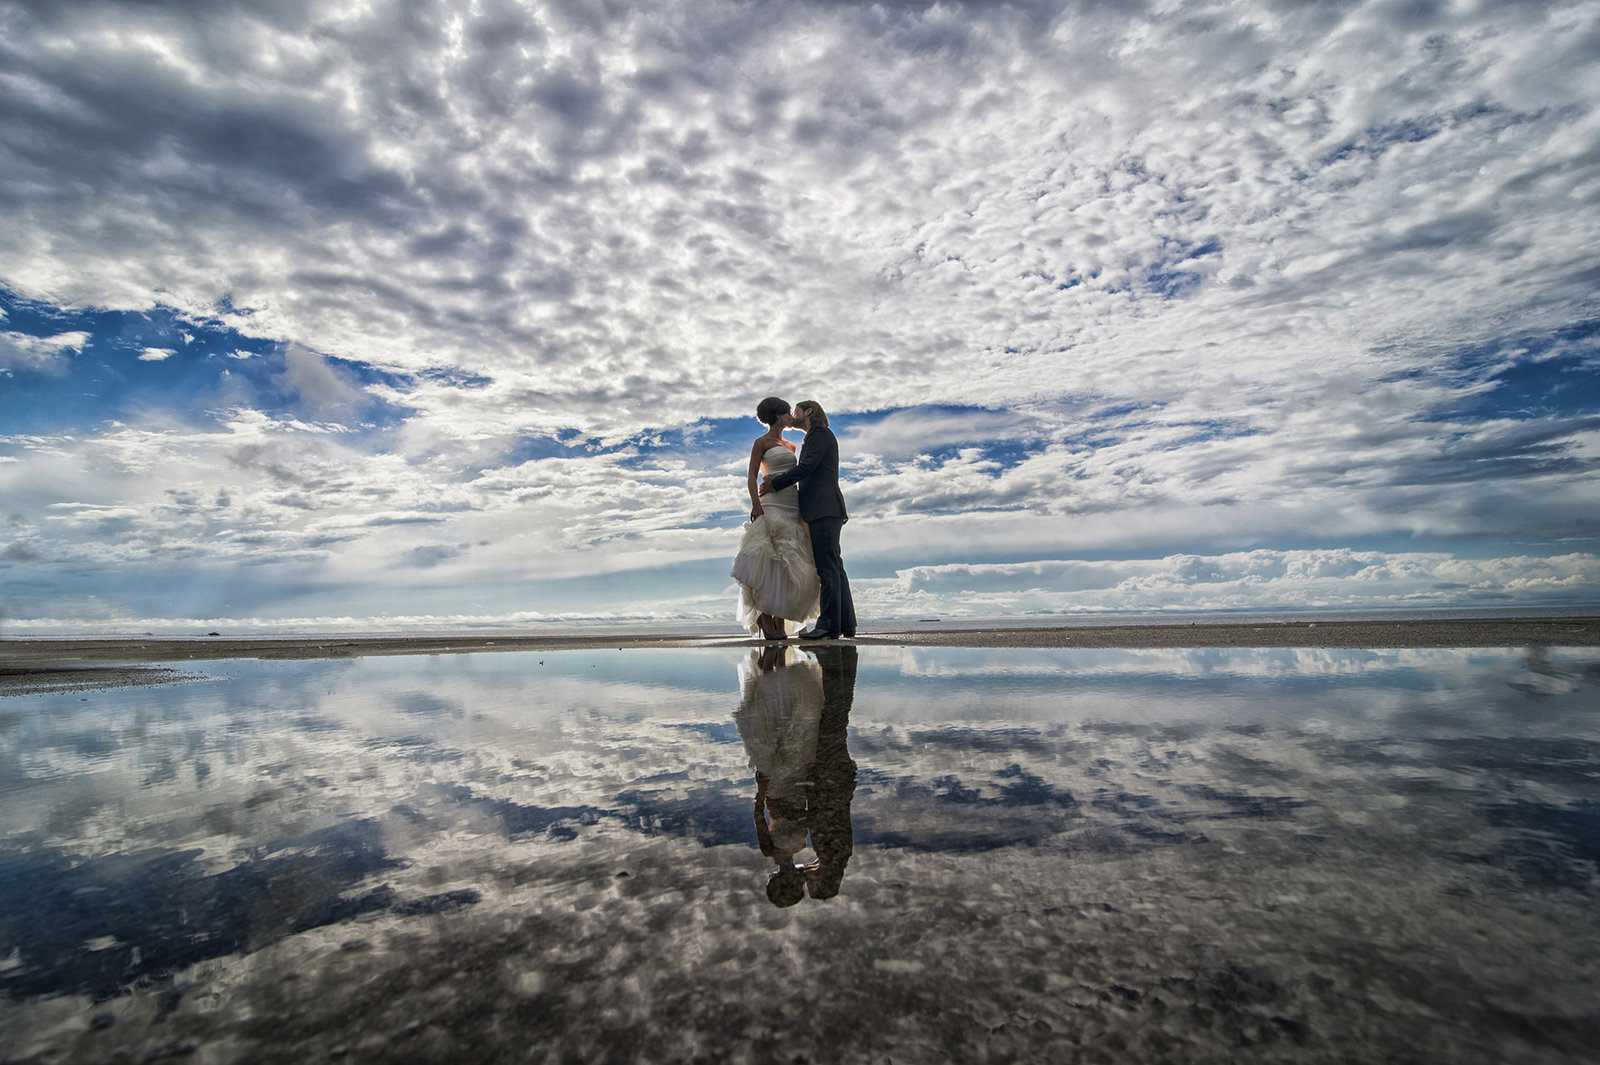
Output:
[756,396,790,426]
[796,400,828,428]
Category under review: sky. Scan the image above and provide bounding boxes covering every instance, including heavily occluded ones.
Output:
[1,0,1598,634]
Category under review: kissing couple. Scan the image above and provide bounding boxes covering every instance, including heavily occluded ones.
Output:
[730,397,857,642]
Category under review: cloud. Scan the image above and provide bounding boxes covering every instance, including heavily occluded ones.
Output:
[0,330,87,374]
[841,408,1052,460]
[275,344,370,419]
[855,550,1600,619]
[2,541,43,563]
[406,543,469,568]
[1,0,1590,427]
[8,545,1595,632]
[1,0,1597,628]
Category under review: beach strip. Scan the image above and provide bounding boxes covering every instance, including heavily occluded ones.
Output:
[4,617,1596,664]
[1,615,1594,693]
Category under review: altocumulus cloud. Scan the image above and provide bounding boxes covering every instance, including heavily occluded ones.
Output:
[0,0,1597,630]
[856,552,1600,620]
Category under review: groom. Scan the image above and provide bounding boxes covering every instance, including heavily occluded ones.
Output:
[760,400,857,639]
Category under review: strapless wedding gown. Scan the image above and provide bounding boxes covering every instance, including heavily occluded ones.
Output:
[731,445,821,635]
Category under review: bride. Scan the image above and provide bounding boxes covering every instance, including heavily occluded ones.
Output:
[731,397,821,640]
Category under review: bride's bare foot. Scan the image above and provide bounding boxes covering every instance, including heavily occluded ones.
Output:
[758,614,786,640]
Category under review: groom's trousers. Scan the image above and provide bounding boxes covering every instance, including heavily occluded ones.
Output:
[807,517,856,636]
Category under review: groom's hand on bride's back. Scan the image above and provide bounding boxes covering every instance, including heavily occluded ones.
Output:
[757,478,773,496]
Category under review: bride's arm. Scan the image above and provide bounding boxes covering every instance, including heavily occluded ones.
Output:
[746,440,765,520]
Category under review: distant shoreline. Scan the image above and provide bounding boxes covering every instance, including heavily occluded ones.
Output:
[5,617,1596,661]
[2,616,1595,696]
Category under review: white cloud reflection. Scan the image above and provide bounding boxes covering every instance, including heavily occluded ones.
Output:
[3,645,1597,1061]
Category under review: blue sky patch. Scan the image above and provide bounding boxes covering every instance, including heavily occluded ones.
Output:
[1142,236,1220,299]
[1414,320,1600,423]
[1322,115,1444,166]
[498,431,605,464]
[0,288,491,436]
[1480,355,1600,419]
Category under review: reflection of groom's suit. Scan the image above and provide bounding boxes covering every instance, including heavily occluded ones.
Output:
[805,645,858,898]
[766,424,856,637]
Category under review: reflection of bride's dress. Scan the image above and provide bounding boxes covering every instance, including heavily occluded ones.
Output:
[735,649,824,852]
[730,445,820,635]
[734,646,856,906]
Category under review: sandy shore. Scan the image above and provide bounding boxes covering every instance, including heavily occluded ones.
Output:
[2,617,1594,695]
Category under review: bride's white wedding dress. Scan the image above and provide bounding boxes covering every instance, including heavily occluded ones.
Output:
[734,648,823,853]
[731,445,821,635]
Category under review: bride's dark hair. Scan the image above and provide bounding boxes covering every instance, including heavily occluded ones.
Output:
[756,396,790,427]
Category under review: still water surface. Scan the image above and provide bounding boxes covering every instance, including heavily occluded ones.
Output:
[1,644,1596,1063]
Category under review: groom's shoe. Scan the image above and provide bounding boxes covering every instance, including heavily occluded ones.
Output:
[799,628,839,641]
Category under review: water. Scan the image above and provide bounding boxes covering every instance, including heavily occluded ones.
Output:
[1,644,1596,1063]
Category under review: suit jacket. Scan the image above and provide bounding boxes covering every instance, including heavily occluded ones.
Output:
[767,425,848,523]
[807,646,857,894]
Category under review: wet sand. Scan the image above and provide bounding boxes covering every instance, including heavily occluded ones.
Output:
[2,616,1595,695]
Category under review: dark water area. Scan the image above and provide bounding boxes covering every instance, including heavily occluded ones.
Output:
[1,644,1597,1063]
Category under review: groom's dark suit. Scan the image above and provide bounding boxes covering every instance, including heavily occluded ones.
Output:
[767,425,856,637]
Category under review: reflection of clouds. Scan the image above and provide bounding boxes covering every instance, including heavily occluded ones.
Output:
[1,646,1596,1061]
[0,650,772,1005]
[856,719,1600,881]
[0,819,430,1001]
[840,646,1600,893]
[6,647,1595,869]
[888,644,1594,681]
[0,652,758,864]
[859,647,1600,740]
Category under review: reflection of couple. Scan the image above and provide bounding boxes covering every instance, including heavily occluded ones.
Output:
[730,398,857,641]
[734,643,858,907]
